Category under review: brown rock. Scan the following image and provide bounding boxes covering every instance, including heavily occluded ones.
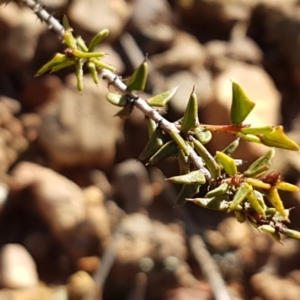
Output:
[248,2,300,127]
[0,97,28,173]
[105,213,190,299]
[166,283,211,300]
[96,43,125,74]
[10,162,86,246]
[0,2,45,71]
[68,0,131,40]
[83,185,111,245]
[129,0,175,53]
[251,272,300,300]
[205,217,252,252]
[114,159,153,213]
[116,213,187,264]
[0,244,39,289]
[77,256,100,273]
[151,31,206,74]
[227,37,263,65]
[206,37,263,73]
[174,0,296,40]
[116,213,154,264]
[20,75,64,110]
[38,77,123,170]
[0,286,57,300]
[67,271,95,300]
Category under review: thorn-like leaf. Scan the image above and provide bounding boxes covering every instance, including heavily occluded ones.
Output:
[265,188,289,221]
[64,30,77,49]
[259,225,276,234]
[230,82,255,125]
[244,148,275,178]
[237,133,261,144]
[245,178,271,190]
[75,59,84,92]
[147,118,157,138]
[247,190,266,216]
[88,29,109,52]
[177,148,190,175]
[169,131,189,156]
[181,87,199,133]
[139,128,164,161]
[72,49,106,59]
[114,102,134,119]
[205,183,229,198]
[127,58,148,92]
[280,228,300,240]
[188,194,232,211]
[147,86,178,107]
[88,62,99,84]
[35,53,68,76]
[76,36,89,52]
[221,138,240,156]
[253,190,267,211]
[51,60,75,72]
[193,127,212,144]
[193,138,220,179]
[167,170,206,185]
[106,93,127,107]
[228,182,252,211]
[241,126,273,135]
[62,15,71,31]
[148,141,179,165]
[174,184,200,207]
[215,151,237,176]
[234,210,247,223]
[90,58,116,72]
[270,231,282,243]
[276,182,299,192]
[259,126,300,151]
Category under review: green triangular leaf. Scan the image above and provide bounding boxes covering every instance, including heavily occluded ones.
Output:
[174,184,200,207]
[187,195,231,211]
[215,151,237,176]
[259,126,300,151]
[147,86,178,107]
[220,138,240,156]
[193,127,212,144]
[181,87,199,133]
[62,15,71,31]
[106,93,127,107]
[193,138,220,179]
[127,58,148,91]
[88,29,109,52]
[114,103,134,119]
[228,182,252,211]
[35,53,68,76]
[230,82,256,125]
[241,126,273,135]
[139,128,164,161]
[205,183,228,198]
[148,141,179,165]
[166,170,206,185]
[244,148,275,178]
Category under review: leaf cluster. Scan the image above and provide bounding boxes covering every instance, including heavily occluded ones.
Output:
[36,16,115,92]
[37,21,300,243]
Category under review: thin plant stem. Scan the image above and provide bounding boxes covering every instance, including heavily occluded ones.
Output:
[20,0,211,180]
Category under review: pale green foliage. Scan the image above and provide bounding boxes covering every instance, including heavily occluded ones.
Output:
[25,15,300,242]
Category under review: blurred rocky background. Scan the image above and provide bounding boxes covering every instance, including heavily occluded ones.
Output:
[0,0,300,299]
